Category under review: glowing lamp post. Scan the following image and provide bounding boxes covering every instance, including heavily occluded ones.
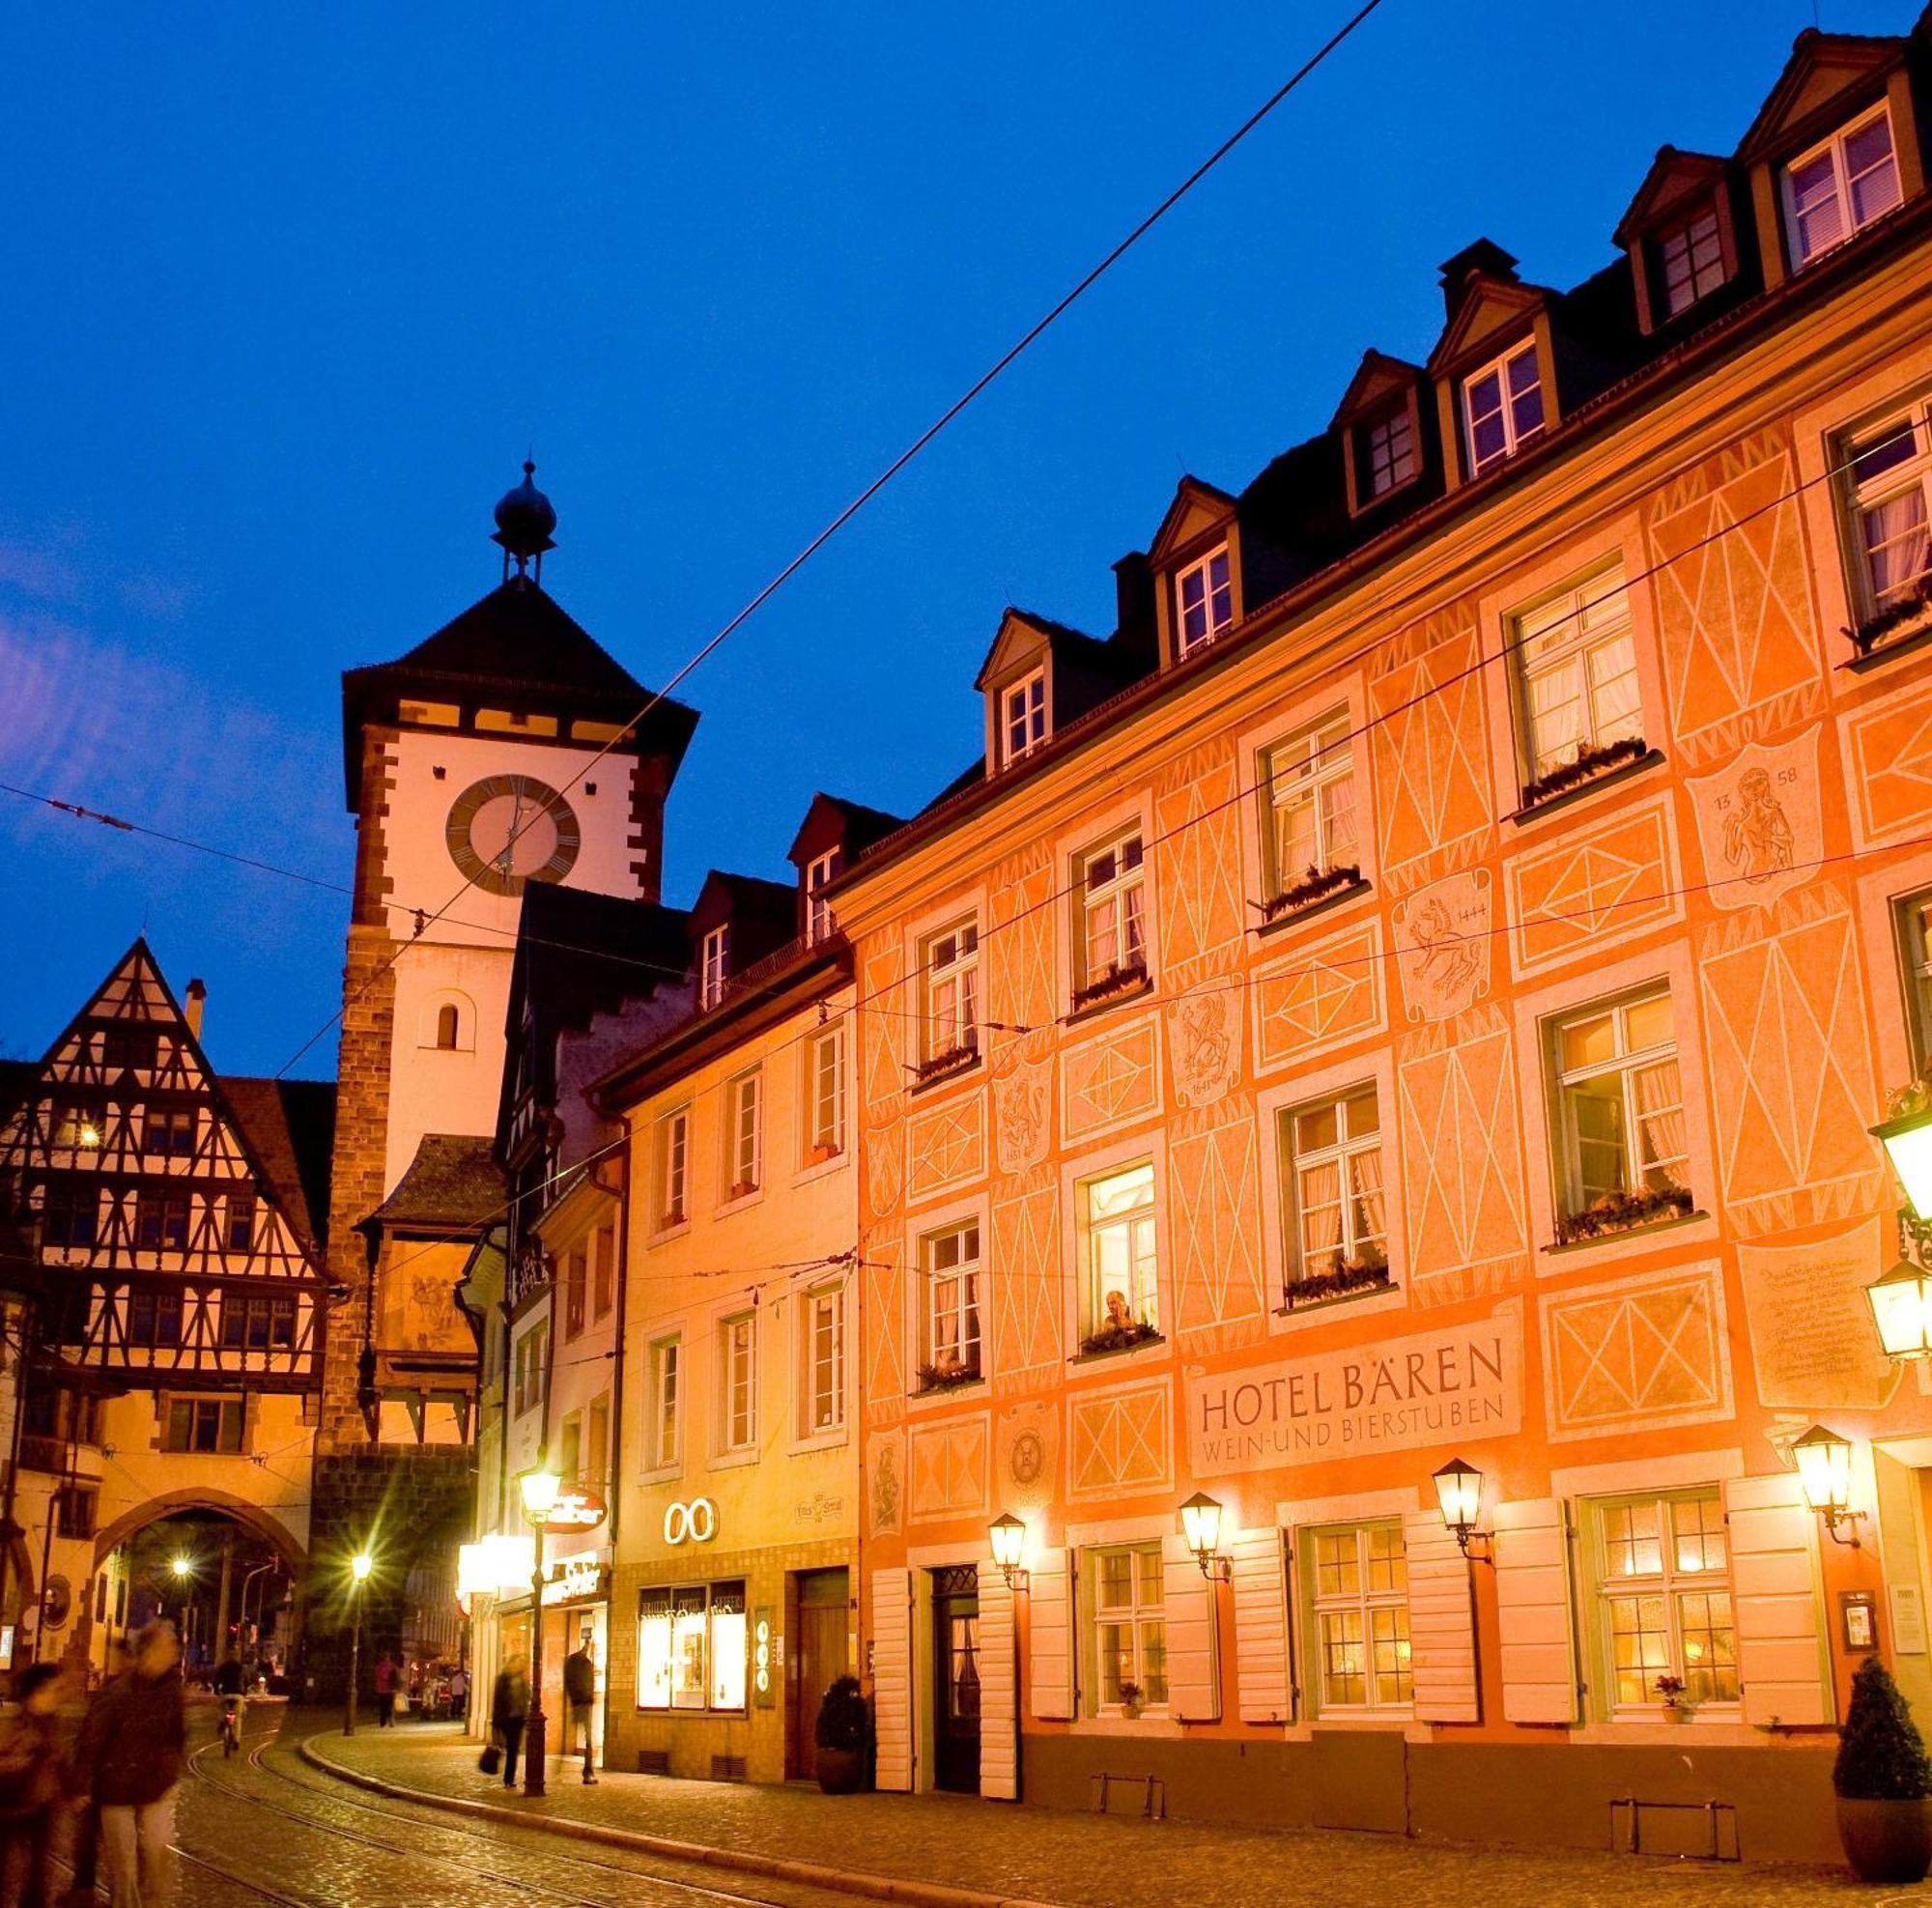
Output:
[988,1513,1028,1590]
[1433,1457,1492,1561]
[1792,1425,1862,1547]
[521,1465,562,1798]
[343,1549,373,1736]
[1179,1492,1231,1581]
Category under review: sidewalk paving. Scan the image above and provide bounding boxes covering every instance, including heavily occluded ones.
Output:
[298,1721,1917,1906]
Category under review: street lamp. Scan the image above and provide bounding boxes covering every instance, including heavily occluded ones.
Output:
[1433,1456,1492,1561]
[1792,1425,1863,1547]
[520,1464,561,1798]
[343,1549,373,1736]
[1178,1492,1231,1581]
[988,1512,1028,1590]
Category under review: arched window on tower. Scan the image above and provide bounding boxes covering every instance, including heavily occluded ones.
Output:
[419,990,475,1054]
[436,1004,460,1050]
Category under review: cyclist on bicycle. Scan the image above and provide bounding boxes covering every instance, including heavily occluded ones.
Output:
[213,1653,245,1752]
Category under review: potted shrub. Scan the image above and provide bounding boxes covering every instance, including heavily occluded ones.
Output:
[1653,1673,1688,1721]
[1834,1655,1932,1883]
[814,1675,871,1795]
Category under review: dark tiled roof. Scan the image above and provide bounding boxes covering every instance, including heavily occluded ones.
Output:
[369,1134,504,1233]
[224,1076,337,1253]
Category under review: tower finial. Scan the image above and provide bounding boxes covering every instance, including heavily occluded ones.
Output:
[491,459,557,585]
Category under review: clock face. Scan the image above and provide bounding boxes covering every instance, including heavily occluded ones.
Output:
[445,774,582,897]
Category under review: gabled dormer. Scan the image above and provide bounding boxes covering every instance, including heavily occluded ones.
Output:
[1737,25,1926,288]
[1148,477,1240,664]
[786,792,906,944]
[1331,349,1431,519]
[1615,148,1748,333]
[689,870,797,1011]
[972,607,1142,771]
[1427,240,1557,491]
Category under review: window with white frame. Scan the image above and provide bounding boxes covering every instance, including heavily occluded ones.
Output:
[1088,1544,1167,1714]
[806,1024,845,1158]
[1176,546,1233,655]
[1003,669,1047,764]
[699,925,729,1010]
[1591,1489,1737,1713]
[724,1070,761,1197]
[1842,397,1932,620]
[1306,1523,1412,1712]
[1262,713,1359,901]
[649,1334,681,1469]
[1463,339,1545,474]
[1359,404,1416,501]
[799,1280,845,1436]
[1075,827,1147,1003]
[1514,563,1643,786]
[806,849,839,945]
[1782,105,1902,271]
[922,921,980,1067]
[719,1312,756,1453]
[922,1220,981,1385]
[1550,988,1690,1238]
[1895,888,1932,1075]
[1081,1162,1159,1343]
[637,1580,747,1713]
[1656,204,1725,318]
[1281,1085,1386,1289]
[656,1106,690,1226]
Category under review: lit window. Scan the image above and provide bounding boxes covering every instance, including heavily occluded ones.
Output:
[1782,106,1902,270]
[1359,405,1416,500]
[725,1071,761,1197]
[51,1104,104,1152]
[1895,889,1932,1075]
[1463,340,1545,474]
[637,1580,748,1714]
[1082,1162,1158,1342]
[806,1026,844,1158]
[1550,989,1690,1238]
[1075,828,1147,1002]
[923,922,980,1068]
[719,1312,756,1453]
[699,925,729,1010]
[166,1399,244,1455]
[656,1107,689,1227]
[1656,205,1725,317]
[1307,1523,1411,1712]
[800,1281,845,1435]
[1593,1489,1737,1712]
[1514,564,1643,785]
[1842,400,1932,620]
[922,1221,981,1386]
[649,1335,681,1469]
[1088,1543,1167,1714]
[806,849,839,945]
[1282,1086,1385,1287]
[1176,547,1233,655]
[1003,670,1047,763]
[1263,713,1358,899]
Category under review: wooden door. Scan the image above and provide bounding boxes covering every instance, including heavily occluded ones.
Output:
[791,1570,849,1781]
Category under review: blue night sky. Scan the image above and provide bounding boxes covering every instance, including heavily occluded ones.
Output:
[0,1,1909,1076]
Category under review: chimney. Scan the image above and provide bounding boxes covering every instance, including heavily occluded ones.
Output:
[1112,551,1156,664]
[1436,238,1520,319]
[185,978,207,1041]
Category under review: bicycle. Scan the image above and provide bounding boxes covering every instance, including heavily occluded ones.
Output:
[218,1695,242,1757]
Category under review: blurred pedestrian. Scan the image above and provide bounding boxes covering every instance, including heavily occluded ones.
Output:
[60,1640,126,1908]
[372,1654,397,1729]
[76,1621,184,1908]
[447,1666,468,1723]
[490,1656,527,1788]
[0,1663,71,1908]
[560,1639,596,1785]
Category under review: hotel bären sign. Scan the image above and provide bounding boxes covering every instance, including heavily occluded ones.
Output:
[1188,1309,1523,1477]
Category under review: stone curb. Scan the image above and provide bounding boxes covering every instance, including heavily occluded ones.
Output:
[298,1735,1061,1908]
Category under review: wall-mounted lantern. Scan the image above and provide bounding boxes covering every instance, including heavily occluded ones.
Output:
[1865,1257,1932,1363]
[1433,1456,1492,1562]
[1869,1083,1932,1364]
[1792,1424,1863,1548]
[989,1511,1029,1591]
[1179,1492,1232,1581]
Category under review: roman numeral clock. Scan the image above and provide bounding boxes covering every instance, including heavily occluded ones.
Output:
[443,772,582,896]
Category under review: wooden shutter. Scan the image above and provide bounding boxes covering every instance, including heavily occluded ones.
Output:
[1231,1526,1293,1723]
[1402,1507,1480,1723]
[1494,1497,1578,1723]
[976,1562,1018,1800]
[1723,1473,1834,1727]
[1029,1547,1076,1721]
[1161,1536,1222,1723]
[870,1566,914,1790]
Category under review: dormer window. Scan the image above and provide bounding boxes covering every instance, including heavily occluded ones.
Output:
[1655,205,1726,318]
[806,850,839,946]
[1177,546,1233,655]
[1463,341,1545,474]
[1358,404,1416,501]
[1782,105,1901,270]
[699,925,729,1009]
[1002,669,1047,764]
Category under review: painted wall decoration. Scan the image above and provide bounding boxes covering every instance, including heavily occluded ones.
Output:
[861,947,906,1118]
[1394,1008,1532,1304]
[1643,426,1824,762]
[866,1116,904,1223]
[865,1236,907,1417]
[1737,1217,1900,1412]
[384,1266,473,1354]
[1168,1106,1267,1338]
[992,1049,1053,1175]
[989,1178,1063,1378]
[1698,891,1888,1233]
[1188,1303,1523,1478]
[996,1399,1058,1516]
[1060,1014,1161,1145]
[1169,981,1240,1109]
[1507,797,1681,976]
[986,852,1057,1038]
[907,1092,986,1204]
[1251,918,1384,1075]
[1539,1262,1734,1442]
[1842,674,1932,846]
[1687,728,1822,913]
[1153,743,1247,977]
[909,1415,991,1521]
[1066,1377,1173,1502]
[867,1430,904,1536]
[1393,869,1492,1022]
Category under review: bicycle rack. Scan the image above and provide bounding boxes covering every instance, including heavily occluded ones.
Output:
[1609,1796,1740,1861]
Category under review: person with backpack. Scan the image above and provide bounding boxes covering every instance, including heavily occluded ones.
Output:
[489,1655,527,1788]
[0,1662,71,1908]
[75,1621,185,1908]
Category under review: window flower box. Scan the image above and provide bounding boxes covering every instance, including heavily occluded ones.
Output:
[914,1045,978,1086]
[1284,1258,1390,1312]
[659,1208,686,1230]
[726,1180,759,1202]
[1849,582,1932,660]
[1069,960,1150,1013]
[1078,1318,1163,1358]
[1554,1183,1693,1245]
[915,1360,981,1395]
[1519,734,1650,811]
[808,1143,841,1165]
[1261,863,1362,924]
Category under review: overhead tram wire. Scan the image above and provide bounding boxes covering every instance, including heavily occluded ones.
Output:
[260,0,1391,1080]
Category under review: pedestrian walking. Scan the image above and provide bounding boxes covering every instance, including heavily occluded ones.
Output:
[0,1663,71,1908]
[447,1666,469,1723]
[560,1639,597,1785]
[61,1640,125,1908]
[372,1653,397,1729]
[75,1621,185,1908]
[490,1656,527,1788]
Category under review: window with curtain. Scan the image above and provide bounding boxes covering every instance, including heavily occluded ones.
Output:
[1075,828,1147,999]
[719,1313,756,1453]
[1082,1162,1159,1342]
[1592,1489,1737,1714]
[1176,547,1233,654]
[1088,1544,1167,1714]
[1263,713,1358,899]
[923,922,980,1067]
[800,1280,844,1435]
[1513,564,1643,785]
[1782,105,1901,270]
[1463,340,1545,473]
[656,1107,690,1226]
[649,1335,680,1469]
[725,1071,761,1197]
[1281,1085,1386,1292]
[1306,1522,1411,1713]
[923,1221,981,1385]
[807,1025,844,1156]
[1003,669,1047,763]
[1896,888,1932,1075]
[1842,398,1932,624]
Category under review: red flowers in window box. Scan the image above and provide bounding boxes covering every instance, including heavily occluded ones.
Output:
[1519,734,1649,811]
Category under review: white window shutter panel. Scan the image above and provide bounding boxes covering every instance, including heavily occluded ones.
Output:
[1029,1548,1077,1721]
[1722,1472,1834,1727]
[1161,1535,1223,1722]
[1402,1506,1480,1723]
[870,1566,914,1790]
[1231,1527,1293,1723]
[976,1562,1018,1800]
[1493,1497,1578,1723]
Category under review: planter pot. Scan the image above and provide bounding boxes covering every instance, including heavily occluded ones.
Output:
[1660,1703,1688,1723]
[1836,1796,1932,1884]
[815,1747,867,1796]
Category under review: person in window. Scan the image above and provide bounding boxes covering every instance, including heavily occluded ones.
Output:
[561,1638,597,1786]
[1104,1290,1133,1331]
[491,1656,528,1788]
[75,1621,185,1908]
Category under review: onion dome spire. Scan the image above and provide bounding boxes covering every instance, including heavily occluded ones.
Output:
[491,459,557,584]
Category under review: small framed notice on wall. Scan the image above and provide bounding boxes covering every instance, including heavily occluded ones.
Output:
[1841,1589,1879,1653]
